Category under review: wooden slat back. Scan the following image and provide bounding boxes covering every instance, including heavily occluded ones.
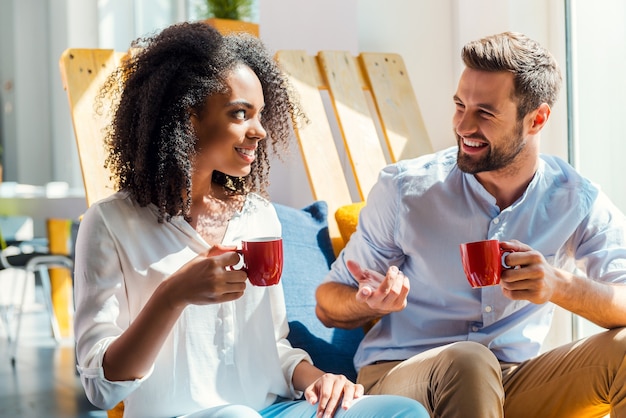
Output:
[359,53,432,161]
[317,51,388,201]
[59,48,126,207]
[275,50,355,252]
[276,50,432,253]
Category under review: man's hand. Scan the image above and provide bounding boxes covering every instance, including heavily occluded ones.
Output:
[499,240,559,304]
[346,260,410,315]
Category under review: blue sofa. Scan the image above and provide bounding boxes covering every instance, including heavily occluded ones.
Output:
[275,201,364,382]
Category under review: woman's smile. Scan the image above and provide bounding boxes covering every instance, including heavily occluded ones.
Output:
[236,146,256,163]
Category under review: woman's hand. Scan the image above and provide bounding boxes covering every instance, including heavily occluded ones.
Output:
[104,244,246,381]
[304,373,364,418]
[163,244,248,309]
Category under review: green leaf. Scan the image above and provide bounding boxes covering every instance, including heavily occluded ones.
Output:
[205,0,254,21]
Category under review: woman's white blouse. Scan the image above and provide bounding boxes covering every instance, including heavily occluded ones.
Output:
[73,191,311,418]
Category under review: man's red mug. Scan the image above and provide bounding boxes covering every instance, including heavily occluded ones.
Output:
[238,237,283,286]
[459,239,511,288]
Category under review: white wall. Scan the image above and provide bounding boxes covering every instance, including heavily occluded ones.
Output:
[260,0,358,54]
[259,0,359,208]
[357,0,455,153]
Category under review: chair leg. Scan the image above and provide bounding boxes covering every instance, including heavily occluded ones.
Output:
[38,265,61,342]
[0,304,12,341]
[3,268,22,343]
[9,255,73,367]
[10,268,30,368]
[10,266,63,367]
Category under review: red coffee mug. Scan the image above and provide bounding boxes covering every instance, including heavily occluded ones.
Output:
[459,239,511,288]
[237,237,283,286]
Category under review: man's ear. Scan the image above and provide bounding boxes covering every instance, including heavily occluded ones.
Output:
[528,103,551,134]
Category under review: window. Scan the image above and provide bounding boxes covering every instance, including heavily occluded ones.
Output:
[565,0,626,339]
[567,0,626,213]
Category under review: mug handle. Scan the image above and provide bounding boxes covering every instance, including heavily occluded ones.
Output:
[227,249,246,272]
[500,250,515,269]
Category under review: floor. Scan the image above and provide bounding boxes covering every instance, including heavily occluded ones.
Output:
[0,293,107,418]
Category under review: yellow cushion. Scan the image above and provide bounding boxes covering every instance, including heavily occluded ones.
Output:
[335,201,366,248]
[107,402,124,418]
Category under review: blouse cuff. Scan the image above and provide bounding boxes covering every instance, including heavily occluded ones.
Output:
[77,336,155,410]
[285,349,313,399]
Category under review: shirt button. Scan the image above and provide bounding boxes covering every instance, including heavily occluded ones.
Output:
[471,326,479,332]
[492,218,500,224]
[485,305,493,313]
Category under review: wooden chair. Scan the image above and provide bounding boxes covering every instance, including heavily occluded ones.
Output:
[275,50,432,253]
[59,47,431,418]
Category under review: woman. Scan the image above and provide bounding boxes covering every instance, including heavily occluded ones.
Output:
[73,22,427,418]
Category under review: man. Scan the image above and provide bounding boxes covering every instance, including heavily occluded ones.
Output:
[315,31,626,418]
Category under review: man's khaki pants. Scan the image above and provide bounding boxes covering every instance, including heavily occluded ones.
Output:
[358,328,626,418]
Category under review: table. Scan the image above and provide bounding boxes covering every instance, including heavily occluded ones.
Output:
[0,182,87,227]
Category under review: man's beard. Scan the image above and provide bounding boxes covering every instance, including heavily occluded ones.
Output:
[456,120,525,174]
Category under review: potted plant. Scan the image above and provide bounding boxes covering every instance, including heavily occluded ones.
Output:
[200,0,259,37]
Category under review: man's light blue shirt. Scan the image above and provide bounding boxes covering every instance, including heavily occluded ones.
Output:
[325,146,626,371]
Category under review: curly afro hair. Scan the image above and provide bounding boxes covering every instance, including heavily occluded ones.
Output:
[100,21,303,222]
